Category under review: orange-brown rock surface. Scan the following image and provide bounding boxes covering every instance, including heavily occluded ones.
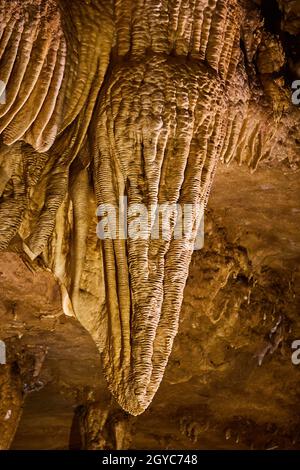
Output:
[0,0,299,449]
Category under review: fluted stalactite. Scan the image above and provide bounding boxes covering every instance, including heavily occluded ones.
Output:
[0,0,65,152]
[0,0,114,259]
[0,0,299,417]
[92,0,244,414]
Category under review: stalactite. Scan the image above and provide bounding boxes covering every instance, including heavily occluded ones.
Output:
[0,0,299,417]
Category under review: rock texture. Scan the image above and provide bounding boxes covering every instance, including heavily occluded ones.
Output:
[8,170,300,449]
[0,363,23,450]
[0,0,300,444]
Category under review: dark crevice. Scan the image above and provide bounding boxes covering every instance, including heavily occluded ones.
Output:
[260,0,300,84]
[261,0,282,36]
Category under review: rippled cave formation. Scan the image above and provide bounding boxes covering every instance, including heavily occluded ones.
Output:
[0,0,299,450]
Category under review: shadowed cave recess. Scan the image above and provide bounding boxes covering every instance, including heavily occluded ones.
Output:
[0,0,300,450]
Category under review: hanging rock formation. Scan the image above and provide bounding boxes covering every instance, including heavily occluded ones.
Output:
[0,0,299,417]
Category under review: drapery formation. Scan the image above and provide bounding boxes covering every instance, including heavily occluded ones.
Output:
[0,0,297,415]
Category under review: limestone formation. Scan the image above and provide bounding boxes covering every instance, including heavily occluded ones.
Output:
[0,0,299,419]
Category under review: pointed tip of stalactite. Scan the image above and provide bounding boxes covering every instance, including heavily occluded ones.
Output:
[22,240,75,318]
[106,383,155,416]
[117,399,150,417]
[22,242,37,261]
[59,283,76,318]
[102,364,154,415]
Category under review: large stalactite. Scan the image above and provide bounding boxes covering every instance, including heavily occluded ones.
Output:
[0,0,299,423]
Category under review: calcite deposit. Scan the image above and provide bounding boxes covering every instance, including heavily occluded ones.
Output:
[0,0,299,449]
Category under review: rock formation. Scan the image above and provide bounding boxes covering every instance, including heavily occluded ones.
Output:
[0,0,299,448]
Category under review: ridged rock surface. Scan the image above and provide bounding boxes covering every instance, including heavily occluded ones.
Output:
[0,0,299,417]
